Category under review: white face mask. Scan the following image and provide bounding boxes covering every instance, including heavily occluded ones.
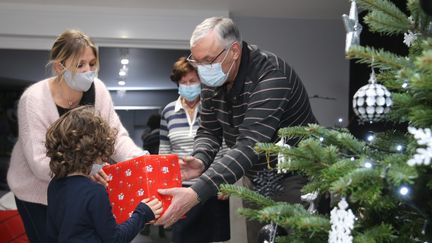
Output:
[62,66,96,92]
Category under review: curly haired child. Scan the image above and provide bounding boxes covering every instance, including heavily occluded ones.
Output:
[45,105,162,242]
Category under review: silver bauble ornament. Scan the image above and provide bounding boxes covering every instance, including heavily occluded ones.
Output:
[352,70,392,123]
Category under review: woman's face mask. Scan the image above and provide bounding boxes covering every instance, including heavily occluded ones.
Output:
[178,83,201,101]
[61,64,96,92]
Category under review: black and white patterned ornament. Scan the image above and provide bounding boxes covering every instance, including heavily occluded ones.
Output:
[352,69,392,123]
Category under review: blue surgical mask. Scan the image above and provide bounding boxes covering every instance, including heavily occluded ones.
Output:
[63,68,96,92]
[178,83,201,101]
[197,49,235,87]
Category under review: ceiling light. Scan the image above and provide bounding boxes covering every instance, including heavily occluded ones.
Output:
[118,80,126,86]
[121,58,129,65]
[119,70,127,76]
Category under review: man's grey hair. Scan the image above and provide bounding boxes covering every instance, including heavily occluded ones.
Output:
[190,17,242,48]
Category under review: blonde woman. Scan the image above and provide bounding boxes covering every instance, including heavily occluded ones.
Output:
[7,29,144,242]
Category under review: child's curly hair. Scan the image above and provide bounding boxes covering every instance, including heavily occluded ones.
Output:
[45,105,117,179]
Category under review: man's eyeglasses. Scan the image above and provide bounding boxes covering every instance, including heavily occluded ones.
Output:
[187,48,226,69]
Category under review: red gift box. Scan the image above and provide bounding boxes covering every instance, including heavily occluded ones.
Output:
[0,210,29,243]
[103,154,181,224]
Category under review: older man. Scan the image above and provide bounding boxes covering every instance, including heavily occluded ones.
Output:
[156,17,317,242]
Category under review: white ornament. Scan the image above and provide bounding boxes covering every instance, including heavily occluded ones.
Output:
[352,69,392,123]
[328,197,356,243]
[403,30,418,47]
[408,16,415,24]
[276,138,291,173]
[407,127,432,166]
[301,191,319,213]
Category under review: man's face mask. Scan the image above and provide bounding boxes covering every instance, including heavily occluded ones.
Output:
[196,46,235,87]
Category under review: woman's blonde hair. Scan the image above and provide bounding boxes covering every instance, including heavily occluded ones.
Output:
[45,106,117,179]
[48,29,99,75]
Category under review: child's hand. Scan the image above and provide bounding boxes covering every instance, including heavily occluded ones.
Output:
[142,198,163,219]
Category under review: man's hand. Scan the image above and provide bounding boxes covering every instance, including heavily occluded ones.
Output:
[180,156,205,181]
[155,187,199,228]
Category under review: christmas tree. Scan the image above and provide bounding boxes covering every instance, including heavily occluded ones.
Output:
[220,0,432,242]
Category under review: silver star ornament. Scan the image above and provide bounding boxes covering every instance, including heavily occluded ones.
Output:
[342,0,362,53]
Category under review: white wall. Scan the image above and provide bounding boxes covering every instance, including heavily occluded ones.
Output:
[233,16,349,127]
[0,3,228,50]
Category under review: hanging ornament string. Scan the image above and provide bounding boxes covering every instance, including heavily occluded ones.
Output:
[269,221,278,243]
[276,137,290,173]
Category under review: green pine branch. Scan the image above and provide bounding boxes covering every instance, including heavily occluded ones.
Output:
[219,184,275,207]
[354,223,396,243]
[237,200,331,242]
[386,93,413,123]
[347,45,409,70]
[277,124,367,155]
[378,71,405,90]
[256,203,330,231]
[330,168,384,206]
[357,0,411,35]
[416,51,432,70]
[316,158,361,192]
[408,108,432,127]
[364,11,411,35]
[276,139,338,175]
[385,157,418,185]
[407,0,432,35]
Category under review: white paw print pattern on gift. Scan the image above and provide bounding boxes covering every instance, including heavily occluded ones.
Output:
[146,165,153,172]
[125,169,132,176]
[137,188,145,196]
[161,166,169,174]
